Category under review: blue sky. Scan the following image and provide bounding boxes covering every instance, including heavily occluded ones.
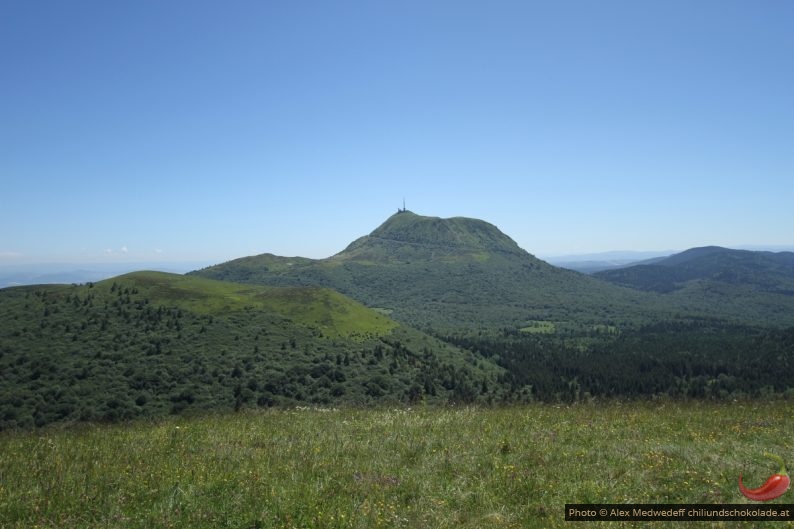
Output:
[2,1,793,265]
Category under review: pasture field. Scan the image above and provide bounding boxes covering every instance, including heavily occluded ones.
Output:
[519,321,557,334]
[1,401,793,528]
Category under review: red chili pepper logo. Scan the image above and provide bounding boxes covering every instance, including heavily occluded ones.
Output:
[738,452,790,502]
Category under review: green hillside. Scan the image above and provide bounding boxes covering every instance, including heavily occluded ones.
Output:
[591,247,794,324]
[595,246,794,294]
[193,211,662,331]
[340,210,527,261]
[194,214,794,330]
[0,272,501,429]
[111,271,397,339]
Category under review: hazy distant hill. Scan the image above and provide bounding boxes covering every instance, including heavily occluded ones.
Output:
[0,271,499,429]
[545,251,673,274]
[594,246,794,294]
[192,211,658,331]
[0,261,215,288]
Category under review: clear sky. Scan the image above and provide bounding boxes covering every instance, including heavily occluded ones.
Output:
[2,1,793,265]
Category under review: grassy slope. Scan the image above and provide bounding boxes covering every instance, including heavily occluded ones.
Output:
[2,402,792,528]
[0,272,501,428]
[118,271,398,339]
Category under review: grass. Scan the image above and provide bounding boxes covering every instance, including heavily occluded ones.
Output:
[255,287,397,340]
[113,271,397,339]
[519,321,556,334]
[2,401,793,528]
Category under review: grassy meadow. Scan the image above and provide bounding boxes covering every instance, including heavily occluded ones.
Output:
[2,401,794,528]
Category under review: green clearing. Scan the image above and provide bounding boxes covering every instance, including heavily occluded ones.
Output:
[519,321,556,334]
[2,402,792,528]
[591,323,619,334]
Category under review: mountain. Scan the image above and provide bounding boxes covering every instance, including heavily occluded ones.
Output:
[594,246,794,294]
[0,271,501,429]
[192,211,663,331]
[338,211,527,261]
[185,216,794,404]
[193,213,794,330]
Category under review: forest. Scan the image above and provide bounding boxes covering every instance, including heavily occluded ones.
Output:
[442,320,794,402]
[0,275,497,430]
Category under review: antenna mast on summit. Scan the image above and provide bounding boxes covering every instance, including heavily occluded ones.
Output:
[403,198,406,212]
